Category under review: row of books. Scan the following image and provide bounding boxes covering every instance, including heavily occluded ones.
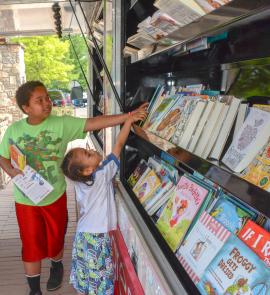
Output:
[128,156,270,294]
[140,84,270,192]
[126,0,232,53]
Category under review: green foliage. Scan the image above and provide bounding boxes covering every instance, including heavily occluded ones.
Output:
[11,35,88,91]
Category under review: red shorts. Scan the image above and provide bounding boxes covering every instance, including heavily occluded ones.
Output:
[15,192,68,262]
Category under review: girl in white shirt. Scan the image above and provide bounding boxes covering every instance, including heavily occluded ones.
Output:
[61,110,146,295]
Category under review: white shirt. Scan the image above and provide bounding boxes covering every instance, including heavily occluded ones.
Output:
[74,153,119,233]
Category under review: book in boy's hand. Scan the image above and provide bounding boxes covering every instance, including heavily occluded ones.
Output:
[208,191,257,234]
[197,234,270,294]
[176,211,230,283]
[9,143,26,170]
[238,219,270,268]
[156,175,209,252]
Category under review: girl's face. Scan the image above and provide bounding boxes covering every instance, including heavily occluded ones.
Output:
[22,86,52,124]
[76,148,102,176]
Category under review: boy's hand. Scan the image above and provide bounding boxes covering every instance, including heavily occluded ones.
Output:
[128,109,147,123]
[130,102,148,117]
[9,167,23,178]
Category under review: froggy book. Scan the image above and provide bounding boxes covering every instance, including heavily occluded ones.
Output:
[197,234,270,295]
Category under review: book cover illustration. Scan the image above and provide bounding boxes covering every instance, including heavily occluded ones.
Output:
[239,219,270,268]
[9,143,26,170]
[156,175,209,252]
[209,192,257,234]
[197,234,270,295]
[177,211,230,283]
[133,169,161,204]
[241,140,270,192]
[127,159,148,188]
[222,107,270,172]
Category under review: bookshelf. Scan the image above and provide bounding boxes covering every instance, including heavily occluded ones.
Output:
[120,0,270,294]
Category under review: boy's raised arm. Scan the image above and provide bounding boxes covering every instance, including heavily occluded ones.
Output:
[112,110,147,159]
[83,102,148,132]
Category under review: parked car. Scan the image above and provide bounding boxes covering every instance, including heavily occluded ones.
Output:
[48,89,65,107]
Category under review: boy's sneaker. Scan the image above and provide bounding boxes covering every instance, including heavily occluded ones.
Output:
[46,262,64,291]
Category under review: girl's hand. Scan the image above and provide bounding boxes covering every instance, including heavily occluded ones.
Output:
[130,102,148,117]
[128,110,147,123]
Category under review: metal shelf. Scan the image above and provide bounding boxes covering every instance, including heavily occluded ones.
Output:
[131,125,270,219]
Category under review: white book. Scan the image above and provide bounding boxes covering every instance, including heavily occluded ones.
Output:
[147,185,176,216]
[194,101,224,158]
[202,104,229,158]
[232,103,248,140]
[210,97,240,160]
[188,100,215,152]
[13,165,53,204]
[179,100,207,149]
[222,107,270,172]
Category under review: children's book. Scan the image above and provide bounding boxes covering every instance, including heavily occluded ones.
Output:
[196,0,231,14]
[208,191,258,234]
[241,140,270,192]
[156,175,209,252]
[197,234,270,295]
[176,211,231,283]
[233,103,248,140]
[12,165,53,204]
[9,143,26,170]
[209,96,240,160]
[127,159,149,188]
[238,219,270,268]
[222,107,270,172]
[133,169,161,204]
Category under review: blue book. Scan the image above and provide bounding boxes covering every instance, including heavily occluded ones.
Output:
[197,235,270,295]
[208,192,258,234]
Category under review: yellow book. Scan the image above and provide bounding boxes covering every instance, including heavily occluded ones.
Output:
[133,169,161,204]
[9,144,26,170]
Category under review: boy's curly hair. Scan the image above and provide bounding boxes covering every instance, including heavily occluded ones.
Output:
[16,80,45,113]
[61,149,94,186]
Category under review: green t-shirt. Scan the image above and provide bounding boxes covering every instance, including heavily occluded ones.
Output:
[0,115,87,206]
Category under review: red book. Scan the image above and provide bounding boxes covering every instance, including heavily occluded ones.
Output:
[238,219,270,267]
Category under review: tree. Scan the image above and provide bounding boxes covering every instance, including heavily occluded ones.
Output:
[12,36,78,89]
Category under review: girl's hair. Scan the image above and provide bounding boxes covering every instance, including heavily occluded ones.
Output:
[16,80,45,113]
[61,149,94,186]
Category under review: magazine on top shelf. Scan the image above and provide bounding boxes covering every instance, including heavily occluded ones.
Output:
[196,0,232,13]
[197,234,270,295]
[222,107,270,172]
[208,191,258,234]
[238,219,270,268]
[240,139,270,192]
[176,211,231,283]
[156,174,210,252]
[154,0,205,27]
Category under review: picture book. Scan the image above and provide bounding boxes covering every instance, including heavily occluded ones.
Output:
[208,191,257,234]
[133,169,161,204]
[197,234,270,295]
[241,140,270,192]
[156,175,209,252]
[233,103,248,140]
[127,159,149,188]
[222,107,270,172]
[176,211,231,283]
[239,219,270,268]
[9,143,26,171]
[12,165,53,204]
[196,0,231,13]
[132,167,151,192]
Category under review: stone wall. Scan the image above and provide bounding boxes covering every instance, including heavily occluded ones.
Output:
[0,42,25,187]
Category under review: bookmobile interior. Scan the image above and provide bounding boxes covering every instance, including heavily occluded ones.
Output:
[2,0,270,294]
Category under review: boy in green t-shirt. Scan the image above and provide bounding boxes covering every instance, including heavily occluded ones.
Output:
[0,80,147,295]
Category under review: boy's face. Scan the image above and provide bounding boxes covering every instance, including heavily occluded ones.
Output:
[22,86,52,123]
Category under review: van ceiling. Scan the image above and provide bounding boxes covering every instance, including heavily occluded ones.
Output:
[0,1,96,37]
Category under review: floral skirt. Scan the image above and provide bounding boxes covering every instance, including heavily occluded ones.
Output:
[70,232,114,295]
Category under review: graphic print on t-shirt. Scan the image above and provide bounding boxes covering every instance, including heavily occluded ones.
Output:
[10,130,62,185]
